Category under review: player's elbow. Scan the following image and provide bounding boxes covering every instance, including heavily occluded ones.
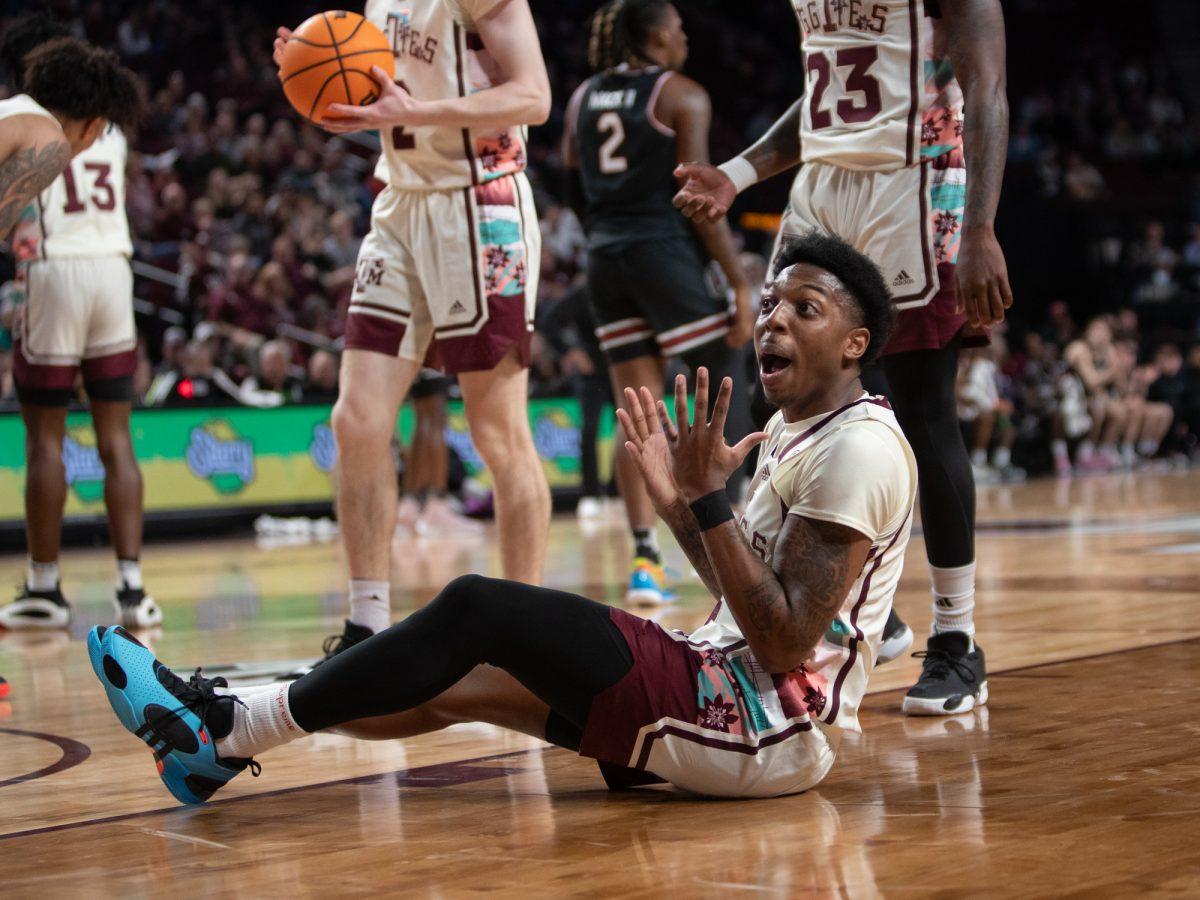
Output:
[525,86,551,126]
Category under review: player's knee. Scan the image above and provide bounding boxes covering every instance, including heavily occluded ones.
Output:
[468,413,534,470]
[27,433,64,465]
[432,574,495,619]
[332,395,392,452]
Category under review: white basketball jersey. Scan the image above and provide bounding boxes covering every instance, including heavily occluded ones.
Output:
[32,128,132,259]
[365,0,529,190]
[0,93,60,129]
[793,0,964,171]
[688,396,916,738]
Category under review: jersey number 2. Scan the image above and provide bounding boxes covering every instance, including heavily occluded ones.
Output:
[62,163,116,214]
[807,46,882,129]
[597,111,628,174]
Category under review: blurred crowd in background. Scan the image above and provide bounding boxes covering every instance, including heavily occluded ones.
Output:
[0,0,1198,478]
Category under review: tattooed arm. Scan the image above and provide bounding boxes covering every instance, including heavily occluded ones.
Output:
[0,116,70,241]
[942,0,1013,328]
[700,513,871,674]
[658,496,725,601]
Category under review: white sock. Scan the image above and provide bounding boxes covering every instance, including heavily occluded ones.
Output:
[1051,439,1069,462]
[929,562,976,644]
[1079,439,1096,458]
[1137,439,1158,456]
[27,560,59,591]
[348,579,389,633]
[117,559,143,590]
[216,683,308,759]
[970,448,987,467]
[993,446,1012,470]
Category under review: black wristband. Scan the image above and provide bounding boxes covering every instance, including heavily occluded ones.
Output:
[689,490,734,532]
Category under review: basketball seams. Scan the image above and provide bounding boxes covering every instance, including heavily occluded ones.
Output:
[286,13,369,49]
[281,48,393,86]
[322,12,356,109]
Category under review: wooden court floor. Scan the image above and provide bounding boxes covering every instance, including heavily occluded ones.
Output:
[1,470,1199,896]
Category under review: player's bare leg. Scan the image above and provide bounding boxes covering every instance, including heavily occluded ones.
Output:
[21,403,68,566]
[608,355,671,603]
[333,350,421,629]
[459,349,550,584]
[1,404,72,629]
[92,398,161,628]
[329,665,551,743]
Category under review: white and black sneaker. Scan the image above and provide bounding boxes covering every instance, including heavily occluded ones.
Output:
[901,631,988,716]
[876,606,913,666]
[115,584,163,629]
[275,619,374,681]
[0,585,72,630]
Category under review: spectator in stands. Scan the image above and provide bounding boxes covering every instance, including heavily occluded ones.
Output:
[146,339,240,406]
[1063,152,1105,202]
[957,344,1023,484]
[239,339,301,408]
[302,350,340,404]
[1065,317,1129,472]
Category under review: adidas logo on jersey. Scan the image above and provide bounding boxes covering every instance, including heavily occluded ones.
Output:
[449,300,467,315]
[892,270,914,288]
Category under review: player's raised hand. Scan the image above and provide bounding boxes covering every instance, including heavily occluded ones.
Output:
[617,386,681,511]
[955,226,1013,328]
[673,162,736,223]
[669,368,767,502]
[273,27,293,71]
[323,67,425,133]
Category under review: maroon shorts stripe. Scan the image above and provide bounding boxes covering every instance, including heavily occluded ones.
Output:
[81,349,137,383]
[428,291,531,375]
[633,718,814,771]
[12,340,77,390]
[345,311,408,357]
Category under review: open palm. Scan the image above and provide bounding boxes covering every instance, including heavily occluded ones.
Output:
[616,387,682,510]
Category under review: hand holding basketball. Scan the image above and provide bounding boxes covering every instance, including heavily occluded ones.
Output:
[323,69,428,134]
[277,12,394,126]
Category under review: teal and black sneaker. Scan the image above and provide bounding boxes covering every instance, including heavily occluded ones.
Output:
[86,626,259,805]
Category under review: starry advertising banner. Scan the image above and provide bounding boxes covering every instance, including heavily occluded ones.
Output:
[0,399,616,524]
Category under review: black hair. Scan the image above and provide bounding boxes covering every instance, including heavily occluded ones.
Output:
[23,37,143,135]
[588,0,673,73]
[771,232,896,367]
[0,13,70,91]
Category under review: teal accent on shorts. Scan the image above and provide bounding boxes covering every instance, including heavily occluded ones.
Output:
[921,143,958,159]
[478,218,522,247]
[729,657,772,733]
[930,181,967,211]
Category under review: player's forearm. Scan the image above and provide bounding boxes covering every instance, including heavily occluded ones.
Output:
[691,217,749,291]
[0,140,70,239]
[658,497,724,600]
[960,86,1007,232]
[415,81,550,130]
[945,0,1009,232]
[732,99,803,183]
[698,521,807,672]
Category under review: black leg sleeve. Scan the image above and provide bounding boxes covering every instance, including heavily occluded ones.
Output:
[288,575,634,734]
[882,337,976,568]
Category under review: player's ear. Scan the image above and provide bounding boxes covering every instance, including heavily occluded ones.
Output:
[82,116,107,149]
[844,326,870,364]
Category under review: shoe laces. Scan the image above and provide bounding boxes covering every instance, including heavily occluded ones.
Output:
[166,668,261,777]
[912,648,978,686]
[321,633,352,658]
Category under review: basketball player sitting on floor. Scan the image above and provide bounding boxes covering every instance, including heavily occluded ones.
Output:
[87,233,917,802]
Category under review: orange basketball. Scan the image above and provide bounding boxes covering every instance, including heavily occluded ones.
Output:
[279,11,395,124]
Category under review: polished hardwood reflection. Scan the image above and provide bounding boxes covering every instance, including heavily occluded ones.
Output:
[1,469,1199,895]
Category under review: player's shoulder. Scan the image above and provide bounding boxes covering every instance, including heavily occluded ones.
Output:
[657,71,709,107]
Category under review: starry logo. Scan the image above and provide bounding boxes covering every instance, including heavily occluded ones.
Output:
[62,428,106,503]
[186,420,255,495]
[309,422,337,473]
[892,270,914,288]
